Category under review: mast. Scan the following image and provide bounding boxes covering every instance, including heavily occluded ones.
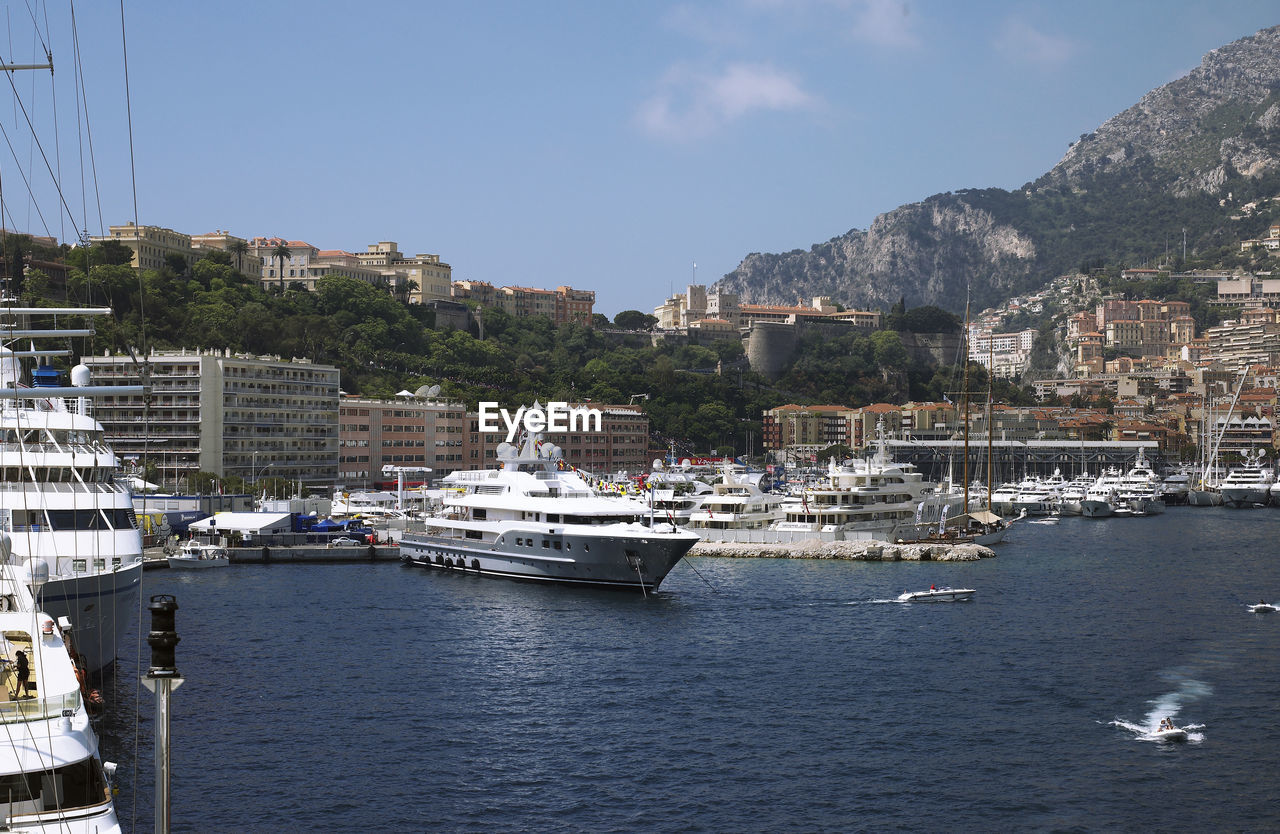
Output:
[987,336,995,515]
[962,296,970,512]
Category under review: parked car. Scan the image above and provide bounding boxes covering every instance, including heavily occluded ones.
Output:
[328,536,361,547]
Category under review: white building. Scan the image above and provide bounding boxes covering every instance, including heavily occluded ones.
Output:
[82,348,340,492]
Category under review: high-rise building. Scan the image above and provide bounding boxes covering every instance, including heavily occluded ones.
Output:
[82,349,340,492]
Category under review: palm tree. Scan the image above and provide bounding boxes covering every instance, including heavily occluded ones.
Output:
[271,242,291,292]
[227,239,250,277]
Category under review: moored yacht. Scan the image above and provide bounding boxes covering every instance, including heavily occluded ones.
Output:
[1101,449,1166,515]
[399,433,699,592]
[644,461,714,526]
[1219,459,1274,508]
[1080,479,1118,518]
[0,307,145,673]
[0,536,121,832]
[1057,473,1096,516]
[687,464,785,539]
[772,452,963,543]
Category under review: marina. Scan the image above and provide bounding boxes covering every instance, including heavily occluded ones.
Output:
[92,505,1280,831]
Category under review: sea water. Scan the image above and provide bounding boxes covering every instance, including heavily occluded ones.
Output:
[98,507,1280,832]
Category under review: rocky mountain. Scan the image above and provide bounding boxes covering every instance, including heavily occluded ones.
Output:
[716,25,1280,315]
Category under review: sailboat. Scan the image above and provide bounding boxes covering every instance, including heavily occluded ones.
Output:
[913,297,1013,545]
[1190,368,1248,506]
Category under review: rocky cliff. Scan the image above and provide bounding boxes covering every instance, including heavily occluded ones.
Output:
[717,25,1280,315]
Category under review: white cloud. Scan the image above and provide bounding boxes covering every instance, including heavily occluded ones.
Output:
[849,0,919,49]
[636,62,818,141]
[994,19,1077,68]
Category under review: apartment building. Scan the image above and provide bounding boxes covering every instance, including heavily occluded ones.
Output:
[763,404,856,454]
[338,396,470,487]
[1204,319,1280,372]
[356,242,453,304]
[248,237,387,291]
[459,403,649,475]
[452,281,596,325]
[82,349,340,491]
[93,224,200,272]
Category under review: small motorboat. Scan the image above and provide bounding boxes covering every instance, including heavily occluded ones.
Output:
[167,541,230,569]
[1151,725,1188,742]
[1248,602,1278,613]
[897,587,975,603]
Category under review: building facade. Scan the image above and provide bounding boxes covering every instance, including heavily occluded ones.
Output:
[83,349,340,492]
[338,396,470,487]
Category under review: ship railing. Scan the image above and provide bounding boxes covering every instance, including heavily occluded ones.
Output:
[0,689,80,724]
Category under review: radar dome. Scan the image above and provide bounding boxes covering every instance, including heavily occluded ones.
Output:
[652,459,664,470]
[22,558,49,590]
[70,364,92,387]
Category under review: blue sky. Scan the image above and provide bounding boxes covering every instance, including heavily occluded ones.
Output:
[12,1,1280,316]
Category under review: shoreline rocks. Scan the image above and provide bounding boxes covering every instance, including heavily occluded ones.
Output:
[688,539,994,562]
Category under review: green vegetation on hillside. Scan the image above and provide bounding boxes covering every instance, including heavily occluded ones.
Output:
[16,242,1033,455]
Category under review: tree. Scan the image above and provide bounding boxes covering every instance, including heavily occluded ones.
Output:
[227,239,251,276]
[614,310,657,330]
[271,242,292,292]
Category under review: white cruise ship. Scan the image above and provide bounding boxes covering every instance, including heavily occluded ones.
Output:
[0,538,120,832]
[399,433,699,592]
[0,307,144,673]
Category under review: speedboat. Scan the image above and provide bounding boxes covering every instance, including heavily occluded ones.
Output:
[1151,725,1188,742]
[1248,601,1278,613]
[897,587,975,603]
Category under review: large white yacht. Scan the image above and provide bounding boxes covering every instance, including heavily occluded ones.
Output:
[772,451,962,542]
[0,306,144,673]
[1080,479,1118,518]
[644,460,714,526]
[1219,453,1274,508]
[686,465,785,539]
[399,434,699,592]
[1094,450,1165,515]
[1057,472,1097,516]
[0,536,120,832]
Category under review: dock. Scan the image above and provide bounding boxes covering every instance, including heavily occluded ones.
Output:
[143,544,400,568]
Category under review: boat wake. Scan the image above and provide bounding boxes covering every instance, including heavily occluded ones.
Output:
[1108,675,1211,744]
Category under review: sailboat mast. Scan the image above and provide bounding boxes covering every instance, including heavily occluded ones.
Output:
[987,336,994,514]
[962,297,970,511]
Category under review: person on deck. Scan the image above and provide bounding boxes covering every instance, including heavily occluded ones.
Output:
[14,650,29,699]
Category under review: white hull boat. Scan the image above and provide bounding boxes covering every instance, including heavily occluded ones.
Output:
[0,553,122,832]
[167,542,230,569]
[0,322,145,674]
[400,427,698,592]
[897,587,975,603]
[1151,727,1188,743]
[1248,602,1277,614]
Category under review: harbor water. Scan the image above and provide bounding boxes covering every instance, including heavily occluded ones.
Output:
[100,506,1280,831]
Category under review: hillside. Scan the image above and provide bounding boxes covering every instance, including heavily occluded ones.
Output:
[716,25,1280,315]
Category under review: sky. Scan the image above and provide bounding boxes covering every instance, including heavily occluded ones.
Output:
[5,1,1279,316]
